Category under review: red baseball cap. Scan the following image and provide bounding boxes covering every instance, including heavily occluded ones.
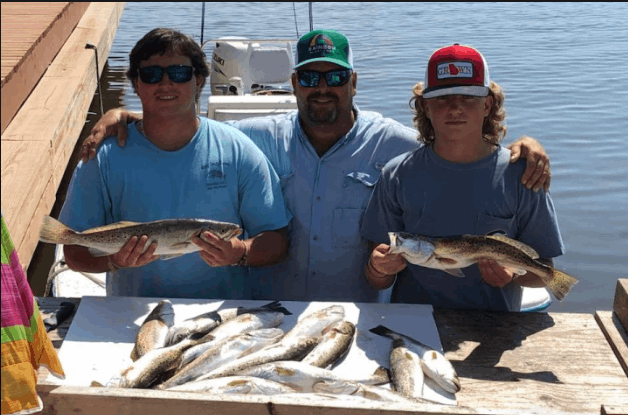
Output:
[423,44,490,99]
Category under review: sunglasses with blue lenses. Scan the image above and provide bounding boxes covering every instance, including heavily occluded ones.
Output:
[296,69,353,88]
[138,65,195,84]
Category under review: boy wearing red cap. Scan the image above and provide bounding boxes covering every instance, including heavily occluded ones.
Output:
[360,45,565,311]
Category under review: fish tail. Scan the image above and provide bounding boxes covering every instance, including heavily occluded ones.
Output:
[369,325,394,339]
[545,269,579,301]
[39,215,77,245]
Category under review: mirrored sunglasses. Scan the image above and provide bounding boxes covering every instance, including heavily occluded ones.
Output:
[138,65,194,84]
[297,69,352,88]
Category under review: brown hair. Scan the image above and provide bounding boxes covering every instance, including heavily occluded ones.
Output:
[409,81,507,145]
[126,28,210,99]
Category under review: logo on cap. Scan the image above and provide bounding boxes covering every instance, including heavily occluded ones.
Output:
[309,34,335,54]
[437,62,473,80]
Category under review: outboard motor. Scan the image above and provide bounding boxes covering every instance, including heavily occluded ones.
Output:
[210,38,249,96]
[210,37,294,96]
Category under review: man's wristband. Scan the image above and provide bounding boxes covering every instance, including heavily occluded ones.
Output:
[230,240,248,267]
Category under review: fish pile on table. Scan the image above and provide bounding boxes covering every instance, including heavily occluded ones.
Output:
[92,300,461,406]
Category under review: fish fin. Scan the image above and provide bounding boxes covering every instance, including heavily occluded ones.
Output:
[508,267,528,276]
[81,221,140,234]
[90,381,104,387]
[159,253,185,261]
[169,241,192,249]
[442,268,465,278]
[369,325,394,338]
[87,248,112,258]
[274,307,292,316]
[39,216,76,244]
[372,365,391,385]
[485,235,540,259]
[545,269,579,301]
[313,380,359,394]
[261,300,281,309]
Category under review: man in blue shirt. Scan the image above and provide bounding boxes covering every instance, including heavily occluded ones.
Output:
[60,28,290,299]
[78,30,551,302]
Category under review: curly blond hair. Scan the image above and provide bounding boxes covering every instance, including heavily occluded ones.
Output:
[409,81,507,145]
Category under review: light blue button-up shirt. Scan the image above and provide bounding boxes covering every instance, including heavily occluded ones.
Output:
[229,106,421,302]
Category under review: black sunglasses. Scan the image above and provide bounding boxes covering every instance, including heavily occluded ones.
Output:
[138,65,194,84]
[296,69,352,88]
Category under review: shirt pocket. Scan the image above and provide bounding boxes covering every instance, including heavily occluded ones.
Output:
[341,167,380,208]
[331,167,381,249]
[475,213,517,238]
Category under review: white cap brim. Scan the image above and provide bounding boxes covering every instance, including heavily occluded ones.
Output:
[423,85,489,99]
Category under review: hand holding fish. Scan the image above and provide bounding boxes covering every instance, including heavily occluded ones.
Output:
[108,235,159,271]
[366,244,407,289]
[477,259,516,288]
[193,231,247,267]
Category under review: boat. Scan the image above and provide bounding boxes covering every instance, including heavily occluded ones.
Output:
[45,36,551,312]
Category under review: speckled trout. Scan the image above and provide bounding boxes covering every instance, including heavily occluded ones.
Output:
[301,321,356,368]
[39,215,241,259]
[131,300,175,361]
[370,325,460,395]
[388,232,578,301]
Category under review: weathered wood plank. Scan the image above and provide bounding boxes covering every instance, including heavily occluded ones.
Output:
[613,279,628,332]
[601,405,628,415]
[1,2,90,132]
[434,309,628,414]
[1,141,53,260]
[15,175,57,270]
[1,2,125,270]
[36,384,477,415]
[594,310,628,378]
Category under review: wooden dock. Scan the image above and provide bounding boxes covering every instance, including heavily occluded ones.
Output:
[1,2,125,273]
[36,280,628,415]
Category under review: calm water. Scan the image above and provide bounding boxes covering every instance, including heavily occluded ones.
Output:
[97,2,628,313]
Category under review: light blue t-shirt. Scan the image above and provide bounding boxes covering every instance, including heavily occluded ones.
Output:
[360,145,565,311]
[228,106,421,302]
[59,116,290,299]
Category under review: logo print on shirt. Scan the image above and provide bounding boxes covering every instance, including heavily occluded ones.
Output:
[206,163,228,191]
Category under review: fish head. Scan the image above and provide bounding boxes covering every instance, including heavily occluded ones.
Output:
[388,232,435,264]
[203,221,242,241]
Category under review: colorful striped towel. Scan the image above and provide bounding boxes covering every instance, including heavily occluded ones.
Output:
[1,213,64,415]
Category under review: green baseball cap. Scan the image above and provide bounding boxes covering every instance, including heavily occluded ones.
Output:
[294,29,354,70]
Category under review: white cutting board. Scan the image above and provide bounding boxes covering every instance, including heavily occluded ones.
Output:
[45,296,456,405]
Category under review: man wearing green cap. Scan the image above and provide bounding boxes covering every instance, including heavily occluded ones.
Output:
[78,29,551,302]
